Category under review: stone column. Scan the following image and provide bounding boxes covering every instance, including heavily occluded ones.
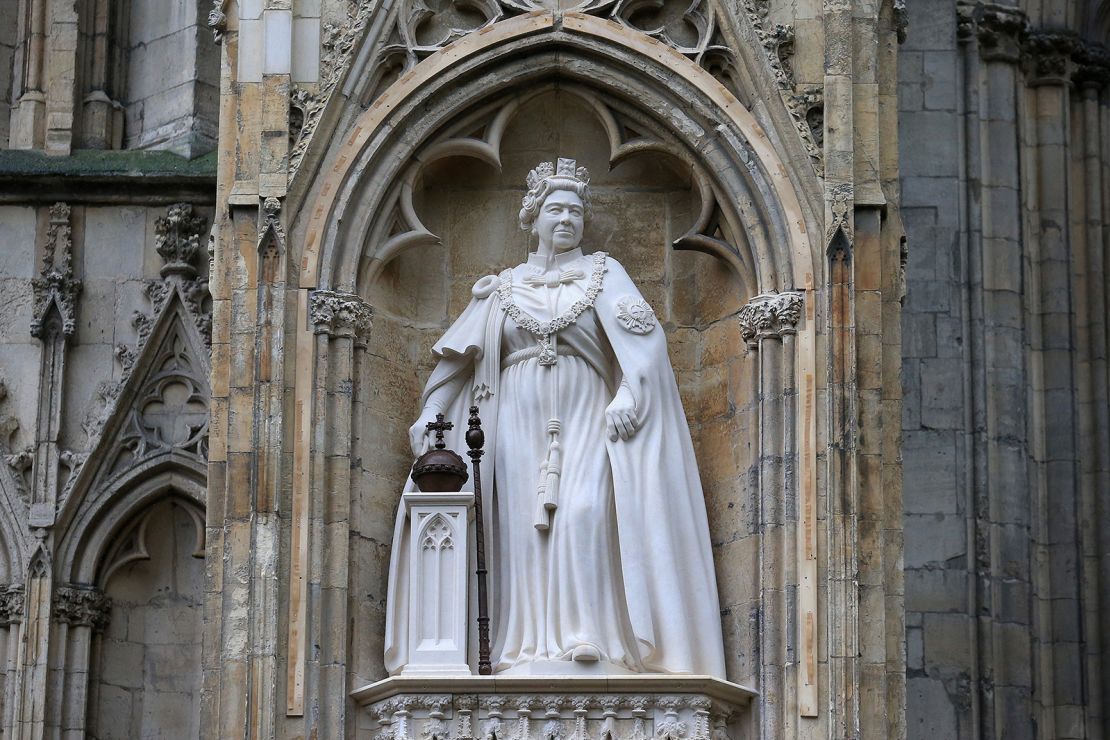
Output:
[294,289,371,736]
[50,584,110,738]
[1025,32,1087,739]
[0,586,24,735]
[8,0,47,148]
[958,7,1031,736]
[738,290,803,739]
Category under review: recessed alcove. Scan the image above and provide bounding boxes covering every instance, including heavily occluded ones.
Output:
[351,90,760,690]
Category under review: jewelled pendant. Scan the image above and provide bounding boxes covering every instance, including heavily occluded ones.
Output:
[538,335,557,366]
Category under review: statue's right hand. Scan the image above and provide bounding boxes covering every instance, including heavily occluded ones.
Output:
[409,415,434,458]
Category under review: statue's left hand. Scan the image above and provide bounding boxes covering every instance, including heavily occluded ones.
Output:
[605,385,639,442]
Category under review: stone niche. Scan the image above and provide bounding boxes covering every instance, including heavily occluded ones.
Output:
[349,90,759,730]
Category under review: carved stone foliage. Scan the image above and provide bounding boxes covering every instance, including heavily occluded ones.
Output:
[117,204,211,385]
[258,196,286,262]
[53,584,111,631]
[289,0,373,178]
[0,381,27,499]
[0,585,24,626]
[310,290,373,344]
[156,204,207,279]
[958,1,1110,85]
[31,203,81,339]
[738,291,804,348]
[738,0,822,172]
[364,690,742,739]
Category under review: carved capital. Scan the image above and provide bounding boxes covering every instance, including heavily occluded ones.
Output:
[310,290,373,343]
[0,585,24,626]
[957,2,1027,61]
[155,204,207,280]
[1025,32,1078,85]
[976,5,1027,62]
[31,202,81,339]
[738,291,804,348]
[53,584,111,630]
[1073,42,1110,89]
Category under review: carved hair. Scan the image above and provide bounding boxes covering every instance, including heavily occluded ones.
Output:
[518,158,593,231]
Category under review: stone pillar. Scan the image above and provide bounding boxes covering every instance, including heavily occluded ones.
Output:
[294,289,371,735]
[958,7,1031,736]
[50,584,110,738]
[0,586,24,735]
[738,290,803,739]
[8,0,47,148]
[1025,32,1087,739]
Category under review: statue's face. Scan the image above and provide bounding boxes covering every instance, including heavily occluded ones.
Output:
[534,189,585,252]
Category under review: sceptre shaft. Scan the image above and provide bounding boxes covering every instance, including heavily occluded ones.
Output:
[465,406,493,675]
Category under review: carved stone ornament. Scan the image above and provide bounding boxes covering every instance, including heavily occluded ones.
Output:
[310,289,373,343]
[207,0,229,42]
[0,585,24,626]
[53,584,111,631]
[616,296,657,335]
[737,291,804,348]
[116,203,211,382]
[156,203,206,279]
[739,0,822,172]
[289,0,738,179]
[31,203,82,339]
[826,182,853,244]
[358,686,751,740]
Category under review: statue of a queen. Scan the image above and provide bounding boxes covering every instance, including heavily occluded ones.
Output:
[384,158,727,677]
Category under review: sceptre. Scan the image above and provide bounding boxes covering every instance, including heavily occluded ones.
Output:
[465,406,493,675]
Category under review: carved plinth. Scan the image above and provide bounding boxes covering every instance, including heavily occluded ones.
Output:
[353,676,756,739]
[401,492,474,677]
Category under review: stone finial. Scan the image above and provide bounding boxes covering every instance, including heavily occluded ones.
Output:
[53,584,111,631]
[737,291,804,348]
[31,202,82,339]
[0,585,24,626]
[310,290,373,344]
[155,203,207,279]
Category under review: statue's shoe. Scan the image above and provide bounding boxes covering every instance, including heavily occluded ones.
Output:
[571,644,601,663]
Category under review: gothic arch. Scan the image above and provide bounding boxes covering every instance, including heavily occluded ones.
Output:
[55,459,206,584]
[294,12,820,296]
[0,476,27,584]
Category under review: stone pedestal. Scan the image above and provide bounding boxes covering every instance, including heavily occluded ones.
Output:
[352,675,757,739]
[399,492,474,677]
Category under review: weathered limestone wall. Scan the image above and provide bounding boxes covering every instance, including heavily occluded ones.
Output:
[899,1,1110,738]
[4,0,218,155]
[0,193,214,737]
[122,0,219,155]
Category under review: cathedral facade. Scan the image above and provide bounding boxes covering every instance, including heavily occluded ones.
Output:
[0,0,1106,737]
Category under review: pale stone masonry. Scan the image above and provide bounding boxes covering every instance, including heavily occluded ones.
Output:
[900,2,1110,738]
[0,0,1104,737]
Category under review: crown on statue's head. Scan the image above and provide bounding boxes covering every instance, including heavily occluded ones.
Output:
[525,158,590,192]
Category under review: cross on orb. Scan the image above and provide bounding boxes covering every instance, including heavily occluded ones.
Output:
[426,414,453,450]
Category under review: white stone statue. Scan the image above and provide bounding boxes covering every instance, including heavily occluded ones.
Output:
[385,158,726,677]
